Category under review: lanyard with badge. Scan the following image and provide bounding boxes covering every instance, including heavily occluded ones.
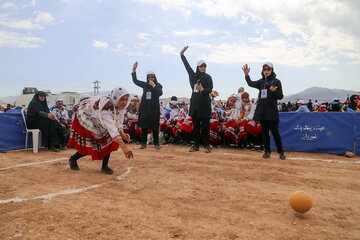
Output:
[194,79,201,93]
[261,78,273,99]
[146,86,152,100]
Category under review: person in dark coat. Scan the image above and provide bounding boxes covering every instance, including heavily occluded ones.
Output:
[242,62,286,160]
[26,91,65,152]
[131,62,163,149]
[180,46,213,153]
[348,94,359,111]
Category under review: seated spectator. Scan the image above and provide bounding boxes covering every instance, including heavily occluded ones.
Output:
[312,102,320,111]
[51,98,72,145]
[346,94,359,112]
[307,99,313,112]
[222,94,239,145]
[281,102,288,112]
[287,101,295,112]
[330,98,341,112]
[124,96,140,142]
[26,91,66,152]
[4,104,12,112]
[168,98,180,120]
[235,87,245,105]
[236,92,261,149]
[315,105,327,112]
[295,100,310,112]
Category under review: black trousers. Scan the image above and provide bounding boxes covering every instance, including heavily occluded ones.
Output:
[141,127,159,145]
[71,152,110,167]
[260,120,284,154]
[192,113,210,147]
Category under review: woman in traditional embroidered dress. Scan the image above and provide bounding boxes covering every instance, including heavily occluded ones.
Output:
[222,94,239,145]
[124,96,140,142]
[236,92,262,149]
[68,87,133,175]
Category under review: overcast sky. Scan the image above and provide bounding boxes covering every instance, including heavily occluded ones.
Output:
[1,0,359,100]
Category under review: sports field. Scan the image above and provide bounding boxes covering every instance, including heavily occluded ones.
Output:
[1,145,359,240]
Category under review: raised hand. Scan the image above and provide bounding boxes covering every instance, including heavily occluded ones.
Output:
[132,62,138,73]
[180,46,188,55]
[269,86,278,92]
[242,64,250,76]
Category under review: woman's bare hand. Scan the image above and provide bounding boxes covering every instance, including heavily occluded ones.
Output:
[242,64,250,76]
[180,46,188,55]
[132,62,138,73]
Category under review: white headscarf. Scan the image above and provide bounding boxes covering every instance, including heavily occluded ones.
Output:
[97,86,129,125]
[55,98,64,104]
[197,60,206,66]
[110,86,129,106]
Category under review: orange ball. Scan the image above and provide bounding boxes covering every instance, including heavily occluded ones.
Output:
[289,191,313,213]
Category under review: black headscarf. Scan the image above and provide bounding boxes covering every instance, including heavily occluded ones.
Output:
[261,68,277,82]
[348,95,358,111]
[27,91,50,114]
[146,74,158,84]
[195,66,206,79]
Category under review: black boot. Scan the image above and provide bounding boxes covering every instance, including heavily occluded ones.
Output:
[60,144,67,150]
[50,145,60,152]
[69,155,80,170]
[101,155,113,175]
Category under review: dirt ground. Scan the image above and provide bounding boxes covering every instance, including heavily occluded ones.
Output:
[1,144,360,240]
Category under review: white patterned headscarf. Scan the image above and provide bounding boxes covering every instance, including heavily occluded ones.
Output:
[110,86,129,106]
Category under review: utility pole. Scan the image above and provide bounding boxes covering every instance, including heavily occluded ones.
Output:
[93,80,100,95]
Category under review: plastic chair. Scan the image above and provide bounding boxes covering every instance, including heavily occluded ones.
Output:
[21,108,42,153]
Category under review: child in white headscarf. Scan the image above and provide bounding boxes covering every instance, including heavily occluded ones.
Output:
[68,86,133,175]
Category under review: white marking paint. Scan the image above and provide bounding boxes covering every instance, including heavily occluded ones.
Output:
[0,158,68,171]
[219,152,360,164]
[0,167,133,205]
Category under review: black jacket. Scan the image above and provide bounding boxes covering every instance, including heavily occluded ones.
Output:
[181,55,213,119]
[245,72,283,122]
[132,72,163,129]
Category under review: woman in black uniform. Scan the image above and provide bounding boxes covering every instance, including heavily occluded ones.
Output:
[131,62,163,149]
[180,46,213,153]
[242,62,286,160]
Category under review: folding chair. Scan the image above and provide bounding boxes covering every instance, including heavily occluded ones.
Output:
[21,108,42,153]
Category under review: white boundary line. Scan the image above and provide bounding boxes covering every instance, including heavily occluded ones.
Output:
[0,167,133,205]
[218,152,360,164]
[0,158,68,171]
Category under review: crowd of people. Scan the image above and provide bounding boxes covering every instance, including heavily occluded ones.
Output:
[1,46,359,174]
[278,96,359,112]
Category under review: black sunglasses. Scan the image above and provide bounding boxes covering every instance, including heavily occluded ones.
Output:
[199,64,207,68]
[263,67,272,71]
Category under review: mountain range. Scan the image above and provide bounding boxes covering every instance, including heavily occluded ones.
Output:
[281,87,358,103]
[81,86,359,104]
[0,87,358,105]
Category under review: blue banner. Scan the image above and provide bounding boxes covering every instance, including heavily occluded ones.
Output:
[271,112,357,155]
[1,112,360,155]
[355,113,360,156]
[0,112,27,152]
